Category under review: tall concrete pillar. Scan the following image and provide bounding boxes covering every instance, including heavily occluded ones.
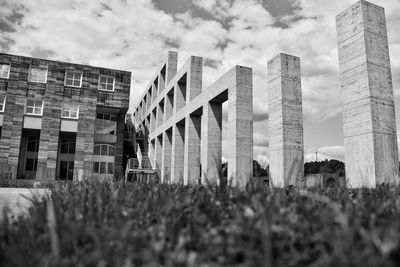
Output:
[268,54,304,188]
[227,66,253,187]
[161,130,172,183]
[171,123,185,184]
[187,56,203,101]
[184,115,201,185]
[336,1,398,187]
[166,51,178,83]
[155,134,163,178]
[201,102,222,184]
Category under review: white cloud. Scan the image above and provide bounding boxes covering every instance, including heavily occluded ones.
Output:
[1,0,400,165]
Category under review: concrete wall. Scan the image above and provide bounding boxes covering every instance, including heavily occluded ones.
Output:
[268,53,304,187]
[131,51,253,187]
[336,0,399,187]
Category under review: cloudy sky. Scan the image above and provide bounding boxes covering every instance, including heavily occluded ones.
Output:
[1,0,400,166]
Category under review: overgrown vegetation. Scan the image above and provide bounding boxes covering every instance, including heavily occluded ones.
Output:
[1,182,400,266]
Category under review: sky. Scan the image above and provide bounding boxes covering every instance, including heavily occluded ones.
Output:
[1,0,400,167]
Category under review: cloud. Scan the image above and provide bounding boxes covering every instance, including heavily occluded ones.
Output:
[1,0,399,165]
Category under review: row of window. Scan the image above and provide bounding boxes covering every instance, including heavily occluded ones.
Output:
[0,63,116,91]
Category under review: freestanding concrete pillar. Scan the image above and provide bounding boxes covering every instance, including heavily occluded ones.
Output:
[226,67,253,187]
[171,123,185,184]
[201,102,222,184]
[184,115,201,185]
[161,130,172,183]
[336,0,399,187]
[268,53,304,188]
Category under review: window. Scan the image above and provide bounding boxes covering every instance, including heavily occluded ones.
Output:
[60,142,76,154]
[99,75,114,91]
[94,144,115,156]
[93,144,115,174]
[0,64,10,79]
[25,158,38,171]
[29,66,48,83]
[93,161,114,174]
[25,99,44,115]
[0,95,5,112]
[65,71,82,87]
[96,113,117,121]
[62,103,79,119]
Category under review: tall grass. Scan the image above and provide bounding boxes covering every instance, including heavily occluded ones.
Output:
[1,182,400,266]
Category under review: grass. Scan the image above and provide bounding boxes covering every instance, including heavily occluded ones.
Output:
[1,182,400,266]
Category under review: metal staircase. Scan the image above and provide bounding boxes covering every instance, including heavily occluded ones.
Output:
[125,144,157,183]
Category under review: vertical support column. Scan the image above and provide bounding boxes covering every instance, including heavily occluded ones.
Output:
[336,1,398,187]
[268,54,304,188]
[36,91,62,180]
[175,75,187,113]
[161,130,172,183]
[155,134,163,178]
[166,51,178,83]
[201,102,222,184]
[0,95,25,179]
[187,56,203,101]
[165,93,174,121]
[227,66,253,187]
[115,114,125,180]
[74,92,96,182]
[171,122,185,184]
[157,100,164,128]
[150,108,156,132]
[184,114,201,185]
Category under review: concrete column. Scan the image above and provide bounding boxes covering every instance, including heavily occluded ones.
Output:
[174,76,187,113]
[171,123,185,184]
[201,102,222,185]
[155,134,163,178]
[187,56,203,102]
[227,66,253,187]
[157,100,164,128]
[165,93,173,121]
[161,130,172,183]
[166,51,178,83]
[268,54,304,188]
[184,115,201,185]
[336,1,398,187]
[150,108,156,132]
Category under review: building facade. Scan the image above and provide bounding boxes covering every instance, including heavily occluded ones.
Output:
[0,53,131,181]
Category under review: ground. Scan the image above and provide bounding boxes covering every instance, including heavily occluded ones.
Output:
[1,181,400,267]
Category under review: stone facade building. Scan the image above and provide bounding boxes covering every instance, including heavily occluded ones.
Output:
[0,53,131,181]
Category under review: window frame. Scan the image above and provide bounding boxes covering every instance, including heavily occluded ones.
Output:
[64,71,83,88]
[61,103,79,119]
[0,95,6,113]
[0,64,10,79]
[28,65,48,83]
[98,75,115,92]
[25,99,44,116]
